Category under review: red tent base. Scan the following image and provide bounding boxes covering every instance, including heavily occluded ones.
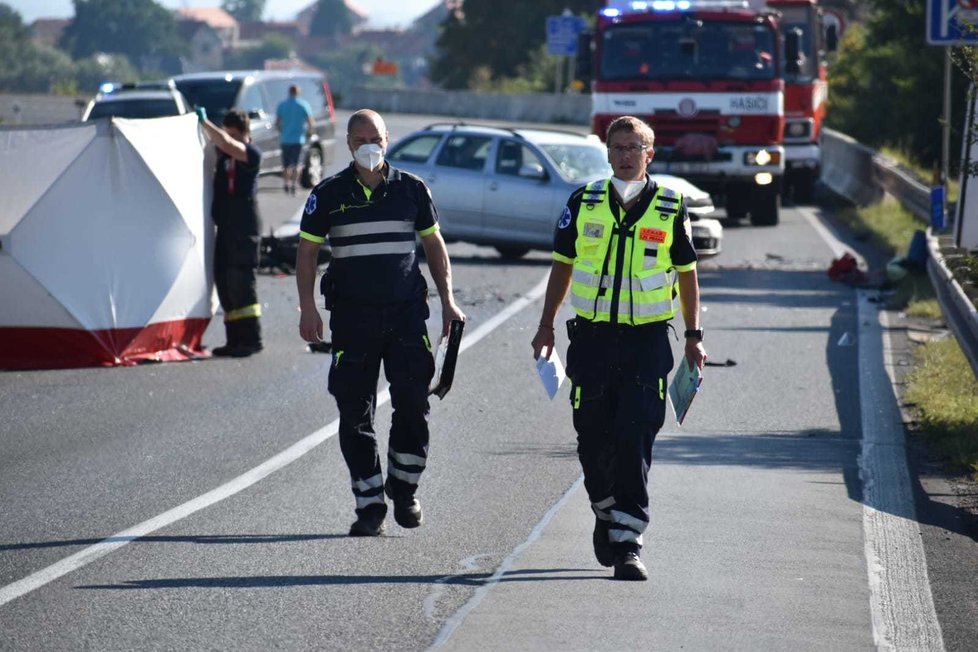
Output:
[0,318,212,370]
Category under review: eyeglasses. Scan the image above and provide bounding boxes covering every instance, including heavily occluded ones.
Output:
[608,144,649,155]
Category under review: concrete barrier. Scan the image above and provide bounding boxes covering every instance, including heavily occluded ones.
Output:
[821,128,884,206]
[340,87,591,125]
[0,93,86,125]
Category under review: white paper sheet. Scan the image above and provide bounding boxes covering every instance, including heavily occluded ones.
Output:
[535,349,566,400]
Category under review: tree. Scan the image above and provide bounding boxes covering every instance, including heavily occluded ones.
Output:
[430,0,603,90]
[225,33,295,69]
[222,0,265,23]
[309,0,353,39]
[0,3,74,93]
[59,0,184,68]
[827,1,969,170]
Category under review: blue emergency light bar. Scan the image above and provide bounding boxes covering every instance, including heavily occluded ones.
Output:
[602,0,747,15]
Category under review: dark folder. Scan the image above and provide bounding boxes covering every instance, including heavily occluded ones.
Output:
[429,319,465,399]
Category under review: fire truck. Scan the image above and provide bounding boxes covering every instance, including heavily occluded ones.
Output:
[579,0,837,226]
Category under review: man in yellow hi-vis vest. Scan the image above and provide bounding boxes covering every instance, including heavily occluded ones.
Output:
[531,116,707,581]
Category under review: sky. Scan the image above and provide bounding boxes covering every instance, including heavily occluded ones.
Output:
[7,0,442,28]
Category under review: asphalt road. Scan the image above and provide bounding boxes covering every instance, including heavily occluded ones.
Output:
[0,111,973,650]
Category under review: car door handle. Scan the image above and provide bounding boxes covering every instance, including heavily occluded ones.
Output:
[488,181,499,191]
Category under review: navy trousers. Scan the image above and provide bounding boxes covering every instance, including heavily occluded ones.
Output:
[565,318,673,554]
[328,299,435,519]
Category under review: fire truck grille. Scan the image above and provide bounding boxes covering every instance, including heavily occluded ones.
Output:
[648,111,721,144]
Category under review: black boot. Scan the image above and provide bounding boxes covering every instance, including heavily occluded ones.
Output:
[211,321,239,357]
[232,317,263,357]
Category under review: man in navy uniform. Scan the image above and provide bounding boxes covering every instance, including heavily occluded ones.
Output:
[296,109,465,536]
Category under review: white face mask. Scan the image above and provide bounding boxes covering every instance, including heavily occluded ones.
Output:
[611,176,646,204]
[354,143,384,171]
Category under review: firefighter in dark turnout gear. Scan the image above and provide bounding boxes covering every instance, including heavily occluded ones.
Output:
[296,109,465,537]
[532,116,707,581]
[199,108,264,357]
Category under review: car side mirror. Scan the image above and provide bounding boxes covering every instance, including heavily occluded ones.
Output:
[784,28,802,75]
[519,163,547,180]
[248,109,265,121]
[825,24,838,52]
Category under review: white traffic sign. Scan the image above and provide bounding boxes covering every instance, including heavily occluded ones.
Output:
[546,15,587,56]
[927,0,978,45]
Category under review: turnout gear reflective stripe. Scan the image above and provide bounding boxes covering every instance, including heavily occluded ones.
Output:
[610,508,648,545]
[225,304,262,321]
[330,220,415,239]
[331,240,417,258]
[570,179,683,325]
[388,446,426,484]
[592,496,615,521]
[352,473,385,510]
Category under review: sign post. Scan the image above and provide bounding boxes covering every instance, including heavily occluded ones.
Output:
[926,0,978,217]
[546,13,587,94]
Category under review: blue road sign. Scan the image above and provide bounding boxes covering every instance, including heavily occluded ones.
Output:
[931,186,946,229]
[546,15,587,56]
[927,0,978,45]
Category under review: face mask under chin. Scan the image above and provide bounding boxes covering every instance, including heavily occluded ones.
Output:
[611,177,645,203]
[354,143,384,171]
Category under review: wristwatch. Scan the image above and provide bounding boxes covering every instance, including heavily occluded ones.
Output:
[684,328,704,341]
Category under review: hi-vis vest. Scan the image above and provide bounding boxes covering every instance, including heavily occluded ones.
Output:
[570,179,683,325]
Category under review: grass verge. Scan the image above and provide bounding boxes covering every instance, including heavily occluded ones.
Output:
[905,338,978,477]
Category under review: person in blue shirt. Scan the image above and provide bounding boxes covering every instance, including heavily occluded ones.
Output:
[275,84,315,195]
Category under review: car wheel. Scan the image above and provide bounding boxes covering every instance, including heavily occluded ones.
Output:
[301,146,323,189]
[496,246,530,259]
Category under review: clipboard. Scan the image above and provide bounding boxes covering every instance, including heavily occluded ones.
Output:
[429,319,464,399]
[668,359,702,426]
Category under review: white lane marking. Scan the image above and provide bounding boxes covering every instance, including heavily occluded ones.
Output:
[798,206,866,265]
[858,293,944,650]
[423,553,496,622]
[429,475,585,650]
[0,272,551,609]
[801,205,943,649]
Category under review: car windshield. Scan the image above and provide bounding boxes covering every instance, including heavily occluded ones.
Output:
[87,99,179,120]
[172,79,242,122]
[601,20,777,81]
[538,143,612,182]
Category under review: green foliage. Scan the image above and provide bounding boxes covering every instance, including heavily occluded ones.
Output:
[0,3,75,92]
[60,0,184,65]
[309,0,353,38]
[224,33,295,69]
[827,2,969,170]
[73,53,140,93]
[430,0,603,90]
[906,337,978,477]
[222,0,265,22]
[308,43,383,96]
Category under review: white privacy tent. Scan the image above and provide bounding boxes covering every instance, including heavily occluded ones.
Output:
[0,114,214,369]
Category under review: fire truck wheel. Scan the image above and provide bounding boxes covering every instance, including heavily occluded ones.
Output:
[790,168,816,204]
[725,184,750,221]
[750,185,780,227]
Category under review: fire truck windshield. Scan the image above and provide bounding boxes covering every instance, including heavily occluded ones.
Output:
[600,20,777,82]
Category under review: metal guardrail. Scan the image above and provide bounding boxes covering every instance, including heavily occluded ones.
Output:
[823,127,978,377]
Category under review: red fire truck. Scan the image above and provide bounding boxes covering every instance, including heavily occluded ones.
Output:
[580,0,836,225]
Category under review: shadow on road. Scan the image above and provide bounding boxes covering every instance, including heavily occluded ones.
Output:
[75,567,605,590]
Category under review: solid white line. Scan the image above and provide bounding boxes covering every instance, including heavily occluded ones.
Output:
[0,272,551,609]
[857,293,944,650]
[429,475,585,650]
[801,205,943,649]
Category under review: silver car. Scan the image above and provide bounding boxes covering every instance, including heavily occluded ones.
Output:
[386,123,720,258]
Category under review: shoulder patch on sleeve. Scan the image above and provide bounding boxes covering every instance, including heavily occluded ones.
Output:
[304,193,318,215]
[557,206,573,229]
[683,215,692,241]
